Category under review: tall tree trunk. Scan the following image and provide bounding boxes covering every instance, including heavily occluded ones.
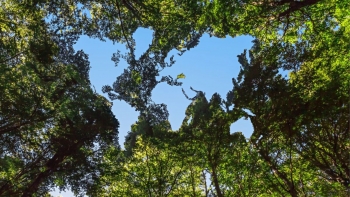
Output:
[210,164,223,197]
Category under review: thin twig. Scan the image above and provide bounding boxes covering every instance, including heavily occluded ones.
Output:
[115,0,133,52]
[0,51,25,64]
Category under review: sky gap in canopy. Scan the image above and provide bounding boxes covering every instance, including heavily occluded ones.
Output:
[73,28,255,146]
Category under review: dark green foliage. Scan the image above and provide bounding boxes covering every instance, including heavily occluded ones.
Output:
[0,1,119,196]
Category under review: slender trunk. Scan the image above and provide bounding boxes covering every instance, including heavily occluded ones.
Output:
[0,182,11,196]
[202,171,208,197]
[289,187,298,197]
[21,169,52,197]
[259,149,298,197]
[210,165,223,197]
[21,151,65,197]
[21,139,84,197]
[190,165,197,197]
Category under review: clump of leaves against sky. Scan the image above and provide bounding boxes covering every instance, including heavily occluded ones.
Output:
[0,0,349,196]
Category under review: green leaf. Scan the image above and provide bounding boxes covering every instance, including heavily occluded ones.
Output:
[176,73,186,79]
[131,70,142,85]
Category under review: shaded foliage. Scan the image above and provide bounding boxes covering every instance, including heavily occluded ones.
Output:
[0,1,119,196]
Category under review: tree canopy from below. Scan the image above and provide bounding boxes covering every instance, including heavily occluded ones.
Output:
[0,0,349,196]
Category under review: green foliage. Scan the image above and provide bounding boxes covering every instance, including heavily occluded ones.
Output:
[94,137,191,196]
[231,40,349,196]
[0,1,119,196]
[176,73,186,79]
[1,0,349,196]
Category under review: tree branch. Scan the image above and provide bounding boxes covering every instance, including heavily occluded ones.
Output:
[278,0,321,18]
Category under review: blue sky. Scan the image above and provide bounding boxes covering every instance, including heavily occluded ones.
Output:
[51,29,254,196]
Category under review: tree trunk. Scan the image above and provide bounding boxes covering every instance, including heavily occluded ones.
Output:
[210,165,223,197]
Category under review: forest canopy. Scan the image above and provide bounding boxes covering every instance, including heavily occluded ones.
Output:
[0,0,349,196]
